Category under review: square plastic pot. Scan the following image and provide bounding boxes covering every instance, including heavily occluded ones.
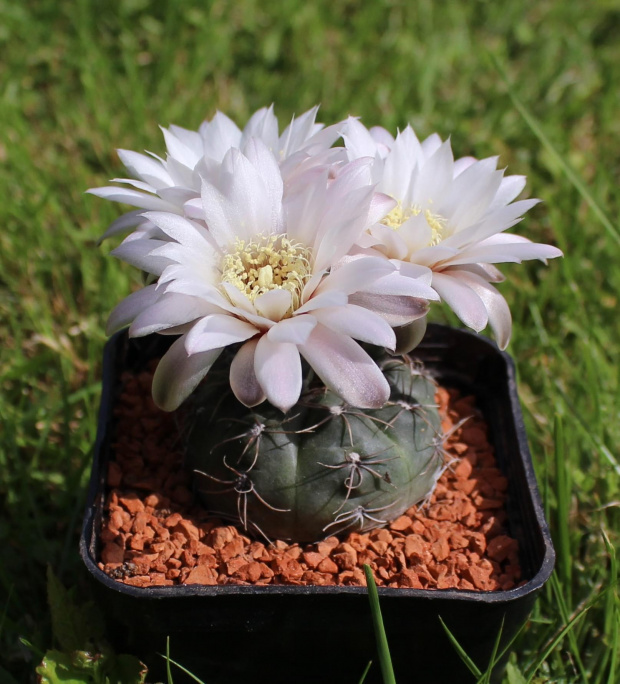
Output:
[80,324,555,684]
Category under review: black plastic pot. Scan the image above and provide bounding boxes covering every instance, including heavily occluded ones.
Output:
[80,324,555,684]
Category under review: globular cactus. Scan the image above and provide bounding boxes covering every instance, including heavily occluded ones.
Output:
[185,355,445,543]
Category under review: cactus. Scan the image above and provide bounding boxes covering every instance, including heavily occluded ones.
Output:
[185,354,444,543]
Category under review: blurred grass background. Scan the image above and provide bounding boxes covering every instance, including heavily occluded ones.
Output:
[0,0,618,681]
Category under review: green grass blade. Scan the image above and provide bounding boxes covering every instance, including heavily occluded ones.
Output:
[159,646,208,684]
[165,636,174,684]
[489,52,620,247]
[478,616,505,684]
[363,564,397,684]
[553,417,572,607]
[602,531,619,684]
[549,573,588,682]
[524,596,592,683]
[358,660,373,684]
[438,616,482,679]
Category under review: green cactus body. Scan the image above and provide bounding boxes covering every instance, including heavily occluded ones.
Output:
[186,356,444,543]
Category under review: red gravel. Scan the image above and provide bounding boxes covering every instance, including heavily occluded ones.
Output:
[98,362,521,591]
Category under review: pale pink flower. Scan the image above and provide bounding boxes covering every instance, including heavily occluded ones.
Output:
[88,106,344,243]
[106,141,436,412]
[343,118,562,348]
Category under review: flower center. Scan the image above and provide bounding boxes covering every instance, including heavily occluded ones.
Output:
[381,202,447,246]
[221,233,312,314]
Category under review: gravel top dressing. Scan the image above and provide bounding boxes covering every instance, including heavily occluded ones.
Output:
[98,360,521,591]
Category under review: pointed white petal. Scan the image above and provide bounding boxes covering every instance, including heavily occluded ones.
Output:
[362,267,439,300]
[444,198,540,248]
[313,305,396,350]
[158,186,199,206]
[267,314,317,344]
[106,285,161,335]
[420,133,443,157]
[117,149,174,188]
[446,241,563,266]
[464,276,512,349]
[129,294,219,337]
[230,338,266,407]
[369,126,395,157]
[431,271,489,331]
[255,336,302,413]
[254,289,293,322]
[141,211,214,251]
[97,210,148,244]
[317,255,394,296]
[382,126,423,200]
[220,282,255,314]
[111,178,157,193]
[367,223,410,260]
[185,315,258,354]
[453,156,477,177]
[299,325,390,408]
[241,105,279,154]
[394,317,428,354]
[87,186,181,212]
[200,111,242,161]
[295,290,348,315]
[410,140,454,208]
[243,138,284,230]
[200,178,239,247]
[490,175,527,208]
[278,106,319,158]
[161,126,201,169]
[110,235,173,275]
[347,292,429,327]
[152,336,221,411]
[167,124,203,152]
[368,192,397,226]
[342,117,379,159]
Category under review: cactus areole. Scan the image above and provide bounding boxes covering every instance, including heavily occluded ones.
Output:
[186,355,444,543]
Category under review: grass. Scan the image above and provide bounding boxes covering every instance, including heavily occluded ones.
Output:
[1,0,618,681]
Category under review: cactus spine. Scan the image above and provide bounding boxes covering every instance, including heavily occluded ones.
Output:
[186,355,444,543]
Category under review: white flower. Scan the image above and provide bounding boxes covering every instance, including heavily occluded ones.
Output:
[87,105,344,243]
[107,140,436,413]
[343,118,563,349]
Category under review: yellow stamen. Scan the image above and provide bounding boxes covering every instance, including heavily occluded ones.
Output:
[221,234,312,316]
[381,201,447,246]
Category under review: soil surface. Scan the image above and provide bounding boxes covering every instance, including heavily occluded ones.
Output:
[98,362,521,590]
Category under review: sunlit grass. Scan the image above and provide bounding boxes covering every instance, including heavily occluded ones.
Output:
[1,0,618,681]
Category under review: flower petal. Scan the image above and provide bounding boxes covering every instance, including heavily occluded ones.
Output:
[86,186,180,212]
[142,211,214,251]
[152,336,222,411]
[347,292,429,327]
[317,255,395,296]
[255,336,302,413]
[431,271,489,332]
[230,338,266,407]
[117,149,174,189]
[299,325,390,408]
[129,294,219,337]
[363,267,439,300]
[313,305,396,350]
[106,284,161,335]
[97,210,148,244]
[394,317,428,354]
[295,290,348,315]
[111,234,174,275]
[253,289,292,322]
[267,314,317,344]
[455,273,512,349]
[185,315,258,354]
